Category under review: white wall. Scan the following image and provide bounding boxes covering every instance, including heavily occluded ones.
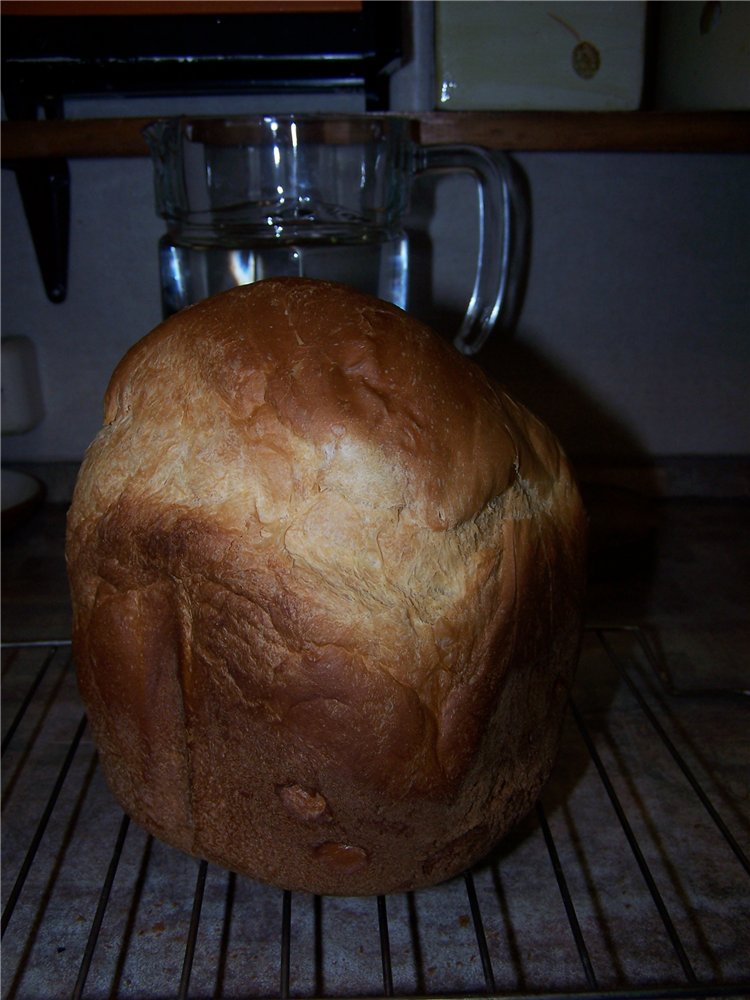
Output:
[4,145,749,465]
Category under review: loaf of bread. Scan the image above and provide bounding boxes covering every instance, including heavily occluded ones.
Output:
[66,278,586,895]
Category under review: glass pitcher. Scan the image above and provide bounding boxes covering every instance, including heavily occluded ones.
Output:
[144,114,514,355]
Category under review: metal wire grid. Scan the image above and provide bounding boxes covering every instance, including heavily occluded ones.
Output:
[2,627,749,1000]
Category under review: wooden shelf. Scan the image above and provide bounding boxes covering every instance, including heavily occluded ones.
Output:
[2,111,749,160]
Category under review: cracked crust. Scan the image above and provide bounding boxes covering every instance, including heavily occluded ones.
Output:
[66,278,586,895]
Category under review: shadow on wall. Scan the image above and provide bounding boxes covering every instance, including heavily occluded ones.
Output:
[407,154,663,626]
[484,329,663,628]
[407,154,649,460]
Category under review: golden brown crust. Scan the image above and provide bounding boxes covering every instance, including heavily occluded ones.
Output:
[66,278,586,895]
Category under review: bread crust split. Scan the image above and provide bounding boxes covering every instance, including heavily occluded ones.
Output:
[66,277,586,895]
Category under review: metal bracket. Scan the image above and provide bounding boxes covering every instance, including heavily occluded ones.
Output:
[5,98,70,304]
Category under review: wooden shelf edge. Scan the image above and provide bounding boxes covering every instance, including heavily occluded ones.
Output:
[2,111,749,160]
[417,111,750,153]
[1,116,154,160]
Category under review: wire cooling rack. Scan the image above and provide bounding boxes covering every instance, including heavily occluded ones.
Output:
[2,626,749,1000]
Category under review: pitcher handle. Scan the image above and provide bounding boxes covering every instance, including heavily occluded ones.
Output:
[416,145,514,356]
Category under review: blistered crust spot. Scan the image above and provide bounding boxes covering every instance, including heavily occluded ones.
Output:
[277,784,331,823]
[313,841,369,875]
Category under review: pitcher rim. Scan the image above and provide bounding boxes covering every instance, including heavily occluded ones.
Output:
[142,112,417,148]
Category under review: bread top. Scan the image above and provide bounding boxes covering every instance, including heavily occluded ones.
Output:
[96,277,562,530]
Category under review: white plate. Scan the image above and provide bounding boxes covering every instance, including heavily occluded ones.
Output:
[2,468,44,525]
